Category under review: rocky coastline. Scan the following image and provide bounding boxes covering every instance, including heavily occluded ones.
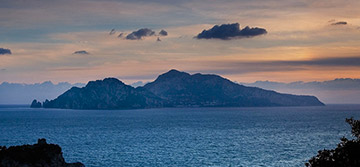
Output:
[0,139,84,167]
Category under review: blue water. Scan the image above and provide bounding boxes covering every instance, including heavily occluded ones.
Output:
[1,105,360,167]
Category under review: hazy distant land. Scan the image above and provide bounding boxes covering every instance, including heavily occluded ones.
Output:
[0,82,85,104]
[241,78,360,104]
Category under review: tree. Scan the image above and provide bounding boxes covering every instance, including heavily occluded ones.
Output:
[305,117,360,167]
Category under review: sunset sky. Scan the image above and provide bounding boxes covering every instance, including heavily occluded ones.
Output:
[1,0,360,84]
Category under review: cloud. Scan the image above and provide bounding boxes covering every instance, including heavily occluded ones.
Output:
[126,28,155,40]
[195,23,267,40]
[118,32,125,38]
[244,78,360,91]
[0,48,11,55]
[331,21,347,26]
[73,50,89,55]
[192,56,360,76]
[109,29,116,35]
[159,29,168,36]
[49,67,95,71]
[225,56,360,69]
[276,56,360,67]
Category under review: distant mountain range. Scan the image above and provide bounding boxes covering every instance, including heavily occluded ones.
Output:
[0,81,85,104]
[241,78,360,91]
[241,79,360,104]
[3,73,359,105]
[32,69,324,109]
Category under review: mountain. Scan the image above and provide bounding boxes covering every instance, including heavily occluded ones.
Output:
[38,69,324,109]
[0,81,85,104]
[130,81,146,88]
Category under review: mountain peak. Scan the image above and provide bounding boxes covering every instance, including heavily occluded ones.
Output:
[165,69,188,75]
[86,77,125,88]
[102,77,123,84]
[156,69,190,81]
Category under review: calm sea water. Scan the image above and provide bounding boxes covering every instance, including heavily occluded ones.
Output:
[1,105,360,167]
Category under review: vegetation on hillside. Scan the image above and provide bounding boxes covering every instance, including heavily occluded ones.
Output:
[306,118,360,167]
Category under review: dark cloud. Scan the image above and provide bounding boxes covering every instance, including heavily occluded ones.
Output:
[109,29,116,35]
[276,57,360,67]
[118,33,125,38]
[126,28,155,40]
[159,29,168,36]
[73,50,89,55]
[192,57,360,76]
[224,57,360,69]
[331,21,347,26]
[0,48,11,55]
[195,23,267,40]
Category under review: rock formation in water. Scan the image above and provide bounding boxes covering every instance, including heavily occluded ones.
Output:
[0,138,84,167]
[30,99,42,108]
[33,69,324,109]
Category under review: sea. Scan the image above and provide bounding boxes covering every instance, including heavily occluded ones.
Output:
[1,104,360,167]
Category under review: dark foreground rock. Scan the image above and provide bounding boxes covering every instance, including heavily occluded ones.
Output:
[0,139,84,167]
[34,69,324,109]
[306,118,360,167]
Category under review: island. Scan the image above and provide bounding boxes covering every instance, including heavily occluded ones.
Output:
[31,69,324,109]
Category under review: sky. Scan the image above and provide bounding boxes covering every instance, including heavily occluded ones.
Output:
[1,0,360,84]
